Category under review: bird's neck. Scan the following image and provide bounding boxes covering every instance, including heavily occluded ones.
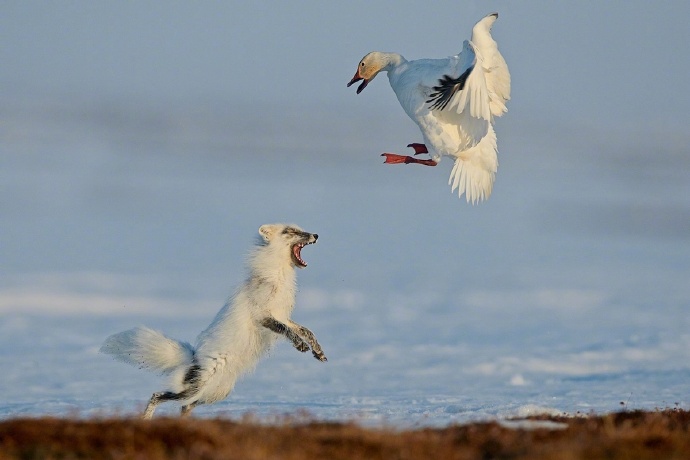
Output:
[380,52,405,71]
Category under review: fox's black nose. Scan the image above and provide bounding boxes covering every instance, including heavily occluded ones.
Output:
[313,234,319,241]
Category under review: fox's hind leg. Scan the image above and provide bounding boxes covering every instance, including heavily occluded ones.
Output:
[142,387,199,419]
[142,392,165,419]
[180,400,199,417]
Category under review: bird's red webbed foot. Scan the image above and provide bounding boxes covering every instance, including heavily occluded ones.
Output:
[407,143,429,155]
[381,143,436,166]
[381,153,437,166]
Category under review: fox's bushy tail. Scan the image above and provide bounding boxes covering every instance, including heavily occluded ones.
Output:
[100,326,194,374]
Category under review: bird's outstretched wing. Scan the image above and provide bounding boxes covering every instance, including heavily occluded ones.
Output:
[425,40,492,122]
[471,12,511,117]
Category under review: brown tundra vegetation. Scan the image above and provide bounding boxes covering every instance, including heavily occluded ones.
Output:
[1,409,689,460]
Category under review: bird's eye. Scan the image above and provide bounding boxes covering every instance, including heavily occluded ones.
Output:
[360,62,365,67]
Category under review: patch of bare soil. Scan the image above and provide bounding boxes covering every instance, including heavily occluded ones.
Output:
[1,409,689,460]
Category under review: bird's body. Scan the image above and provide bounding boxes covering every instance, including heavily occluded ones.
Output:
[348,13,510,203]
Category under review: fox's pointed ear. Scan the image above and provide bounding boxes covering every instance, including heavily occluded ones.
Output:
[259,224,278,242]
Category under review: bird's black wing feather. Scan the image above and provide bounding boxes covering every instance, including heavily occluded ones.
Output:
[426,64,474,111]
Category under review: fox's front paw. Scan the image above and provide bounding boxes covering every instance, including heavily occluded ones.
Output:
[312,350,327,362]
[294,341,310,352]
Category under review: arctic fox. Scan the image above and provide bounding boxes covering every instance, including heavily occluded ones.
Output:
[100,224,326,419]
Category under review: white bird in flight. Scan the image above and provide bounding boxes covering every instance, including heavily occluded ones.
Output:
[347,13,510,203]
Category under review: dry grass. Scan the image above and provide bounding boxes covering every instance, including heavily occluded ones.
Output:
[1,409,689,459]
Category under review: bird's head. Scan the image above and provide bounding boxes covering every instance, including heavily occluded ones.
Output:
[347,52,389,94]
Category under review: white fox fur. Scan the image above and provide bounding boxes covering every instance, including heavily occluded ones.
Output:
[100,223,326,419]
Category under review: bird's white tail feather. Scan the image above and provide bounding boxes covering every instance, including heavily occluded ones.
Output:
[100,326,194,374]
[449,124,498,203]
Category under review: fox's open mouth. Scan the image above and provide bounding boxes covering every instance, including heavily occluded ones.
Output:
[292,240,315,268]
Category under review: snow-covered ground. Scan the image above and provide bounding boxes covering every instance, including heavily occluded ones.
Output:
[1,99,688,426]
